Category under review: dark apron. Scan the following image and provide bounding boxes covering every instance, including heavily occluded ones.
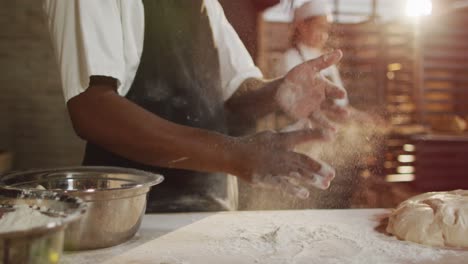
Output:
[82,0,237,212]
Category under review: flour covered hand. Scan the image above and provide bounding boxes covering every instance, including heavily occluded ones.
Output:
[233,129,336,199]
[276,50,349,131]
[250,157,336,199]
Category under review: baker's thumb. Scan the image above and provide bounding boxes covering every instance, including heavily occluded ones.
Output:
[305,50,343,72]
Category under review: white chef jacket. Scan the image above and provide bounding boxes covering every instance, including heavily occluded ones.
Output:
[43,0,263,102]
[280,43,348,106]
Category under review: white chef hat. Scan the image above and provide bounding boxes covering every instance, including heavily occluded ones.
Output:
[294,0,332,22]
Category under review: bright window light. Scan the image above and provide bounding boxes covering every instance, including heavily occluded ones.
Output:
[388,63,402,72]
[397,166,415,174]
[405,0,432,17]
[403,144,416,152]
[386,174,415,182]
[398,155,415,163]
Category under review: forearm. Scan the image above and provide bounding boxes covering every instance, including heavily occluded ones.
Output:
[225,77,283,122]
[68,78,241,176]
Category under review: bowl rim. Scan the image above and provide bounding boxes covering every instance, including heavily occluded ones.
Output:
[0,166,165,194]
[0,187,87,239]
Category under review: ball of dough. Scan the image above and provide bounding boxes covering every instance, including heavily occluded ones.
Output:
[387,190,468,248]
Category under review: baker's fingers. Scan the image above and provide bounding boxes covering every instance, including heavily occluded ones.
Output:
[307,161,336,190]
[322,102,350,122]
[324,81,347,100]
[289,172,333,190]
[305,173,334,190]
[309,112,337,132]
[294,154,335,179]
[282,153,327,183]
[303,50,343,72]
[289,160,336,190]
[280,175,310,199]
[277,129,333,150]
[280,118,314,133]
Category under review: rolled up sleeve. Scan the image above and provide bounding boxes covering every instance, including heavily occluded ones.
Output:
[43,0,126,102]
[207,0,263,101]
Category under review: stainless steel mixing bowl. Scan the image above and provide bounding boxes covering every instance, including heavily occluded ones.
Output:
[0,167,164,250]
[0,187,86,264]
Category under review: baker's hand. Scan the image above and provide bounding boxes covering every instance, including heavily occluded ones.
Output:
[232,129,336,199]
[276,50,349,131]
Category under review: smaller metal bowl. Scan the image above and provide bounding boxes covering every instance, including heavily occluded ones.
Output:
[0,187,86,264]
[0,166,163,250]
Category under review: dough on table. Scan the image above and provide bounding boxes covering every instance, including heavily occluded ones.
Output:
[387,190,468,248]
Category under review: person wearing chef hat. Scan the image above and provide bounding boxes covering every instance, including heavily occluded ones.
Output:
[42,0,349,212]
[280,0,348,108]
[276,0,388,209]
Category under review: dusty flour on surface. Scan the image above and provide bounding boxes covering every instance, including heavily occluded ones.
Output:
[0,204,59,232]
[207,222,452,264]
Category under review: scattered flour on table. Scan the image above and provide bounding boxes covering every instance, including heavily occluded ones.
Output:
[158,255,190,264]
[0,205,59,233]
[207,222,454,264]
